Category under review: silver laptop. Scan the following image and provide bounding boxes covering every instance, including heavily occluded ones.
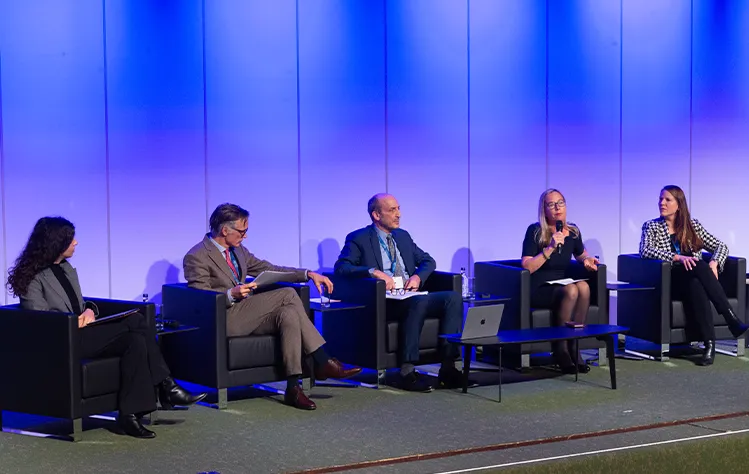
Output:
[460,305,504,340]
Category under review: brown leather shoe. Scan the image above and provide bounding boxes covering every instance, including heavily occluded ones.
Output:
[284,386,316,410]
[314,358,363,381]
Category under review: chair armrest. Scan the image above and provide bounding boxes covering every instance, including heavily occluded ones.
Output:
[423,270,461,293]
[705,254,746,322]
[474,261,530,330]
[0,307,80,418]
[85,297,157,329]
[161,284,227,387]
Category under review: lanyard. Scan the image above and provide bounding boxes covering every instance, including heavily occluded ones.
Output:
[377,234,398,274]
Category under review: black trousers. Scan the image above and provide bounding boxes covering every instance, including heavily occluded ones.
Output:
[80,312,170,415]
[386,291,462,364]
[671,260,732,342]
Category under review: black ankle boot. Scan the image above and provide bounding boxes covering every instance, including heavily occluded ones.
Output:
[723,308,749,338]
[117,414,156,439]
[698,341,715,366]
[157,376,208,410]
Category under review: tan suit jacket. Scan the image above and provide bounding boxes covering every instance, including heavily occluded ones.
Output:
[183,234,309,335]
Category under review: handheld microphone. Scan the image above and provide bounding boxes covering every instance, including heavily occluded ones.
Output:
[555,220,563,254]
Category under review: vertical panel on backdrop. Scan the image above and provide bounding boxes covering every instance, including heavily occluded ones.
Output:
[0,1,108,300]
[298,0,386,274]
[386,0,469,273]
[621,0,691,253]
[547,0,621,278]
[106,1,206,301]
[469,0,546,266]
[204,0,300,267]
[691,1,749,258]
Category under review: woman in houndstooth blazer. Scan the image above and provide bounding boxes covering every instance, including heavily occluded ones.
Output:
[640,185,749,366]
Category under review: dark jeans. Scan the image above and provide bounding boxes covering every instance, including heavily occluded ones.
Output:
[387,291,462,364]
[671,260,732,342]
[80,312,169,415]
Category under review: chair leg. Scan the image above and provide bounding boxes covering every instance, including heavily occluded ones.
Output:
[737,338,746,357]
[520,354,530,369]
[377,370,386,388]
[217,388,228,410]
[659,343,670,361]
[302,377,311,391]
[597,347,608,366]
[72,418,82,442]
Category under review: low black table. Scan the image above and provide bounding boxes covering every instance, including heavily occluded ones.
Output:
[440,324,629,402]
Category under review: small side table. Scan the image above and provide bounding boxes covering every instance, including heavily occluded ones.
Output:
[154,324,200,415]
[308,301,367,388]
[463,294,511,307]
[606,282,655,360]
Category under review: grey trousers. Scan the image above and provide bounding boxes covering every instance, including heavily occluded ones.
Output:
[227,287,325,375]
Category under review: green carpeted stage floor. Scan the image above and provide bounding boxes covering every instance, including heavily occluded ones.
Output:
[2,347,748,474]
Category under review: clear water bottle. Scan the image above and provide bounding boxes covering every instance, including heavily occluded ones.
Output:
[460,267,469,299]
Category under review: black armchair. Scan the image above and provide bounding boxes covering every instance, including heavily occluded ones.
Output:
[159,282,312,409]
[617,253,746,360]
[0,298,156,441]
[323,271,461,379]
[474,260,608,368]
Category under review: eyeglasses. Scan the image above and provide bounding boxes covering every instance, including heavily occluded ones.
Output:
[231,227,248,237]
[388,288,408,295]
[545,200,566,210]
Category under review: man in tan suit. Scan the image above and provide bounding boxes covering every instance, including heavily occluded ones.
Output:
[184,203,361,410]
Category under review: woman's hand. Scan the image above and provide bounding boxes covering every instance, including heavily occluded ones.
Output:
[78,308,96,328]
[709,260,719,279]
[674,254,699,270]
[582,256,600,271]
[550,231,565,251]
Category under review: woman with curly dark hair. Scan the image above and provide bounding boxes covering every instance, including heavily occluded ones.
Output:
[7,217,206,439]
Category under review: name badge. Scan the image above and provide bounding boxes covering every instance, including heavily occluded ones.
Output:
[392,276,404,289]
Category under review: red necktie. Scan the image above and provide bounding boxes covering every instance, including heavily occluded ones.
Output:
[224,249,239,280]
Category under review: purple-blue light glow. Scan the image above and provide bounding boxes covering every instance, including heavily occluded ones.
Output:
[1,0,749,308]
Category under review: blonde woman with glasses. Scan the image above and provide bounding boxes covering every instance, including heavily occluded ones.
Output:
[521,189,600,373]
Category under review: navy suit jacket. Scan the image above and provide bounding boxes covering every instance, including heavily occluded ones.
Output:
[334,225,436,286]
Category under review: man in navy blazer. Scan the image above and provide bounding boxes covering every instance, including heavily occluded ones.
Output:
[334,193,462,392]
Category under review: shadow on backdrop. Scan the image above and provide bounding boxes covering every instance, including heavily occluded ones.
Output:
[138,259,181,306]
[450,247,474,275]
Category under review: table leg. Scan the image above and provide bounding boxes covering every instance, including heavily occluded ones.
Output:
[462,345,473,394]
[498,347,502,403]
[607,335,617,389]
[574,339,579,382]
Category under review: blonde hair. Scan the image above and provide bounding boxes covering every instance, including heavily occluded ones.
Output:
[535,188,579,246]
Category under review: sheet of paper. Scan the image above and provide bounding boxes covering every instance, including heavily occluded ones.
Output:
[385,290,428,300]
[251,271,298,287]
[545,278,587,286]
[309,297,342,304]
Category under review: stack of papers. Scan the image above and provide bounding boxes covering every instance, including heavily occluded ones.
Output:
[385,291,428,300]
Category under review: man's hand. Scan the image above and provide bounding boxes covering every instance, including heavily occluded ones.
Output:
[404,275,421,291]
[709,260,719,279]
[371,269,396,291]
[78,308,96,328]
[582,256,600,272]
[231,282,258,300]
[308,271,333,294]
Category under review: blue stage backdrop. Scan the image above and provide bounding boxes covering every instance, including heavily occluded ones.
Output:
[1,0,748,319]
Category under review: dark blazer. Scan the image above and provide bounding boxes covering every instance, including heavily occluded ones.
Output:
[334,225,436,286]
[20,261,90,314]
[639,217,729,271]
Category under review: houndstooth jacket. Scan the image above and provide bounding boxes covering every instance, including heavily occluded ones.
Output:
[639,217,729,272]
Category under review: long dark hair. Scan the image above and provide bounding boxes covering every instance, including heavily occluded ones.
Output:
[662,185,703,252]
[6,217,76,297]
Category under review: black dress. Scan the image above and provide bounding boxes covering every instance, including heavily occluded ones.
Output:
[522,223,585,309]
